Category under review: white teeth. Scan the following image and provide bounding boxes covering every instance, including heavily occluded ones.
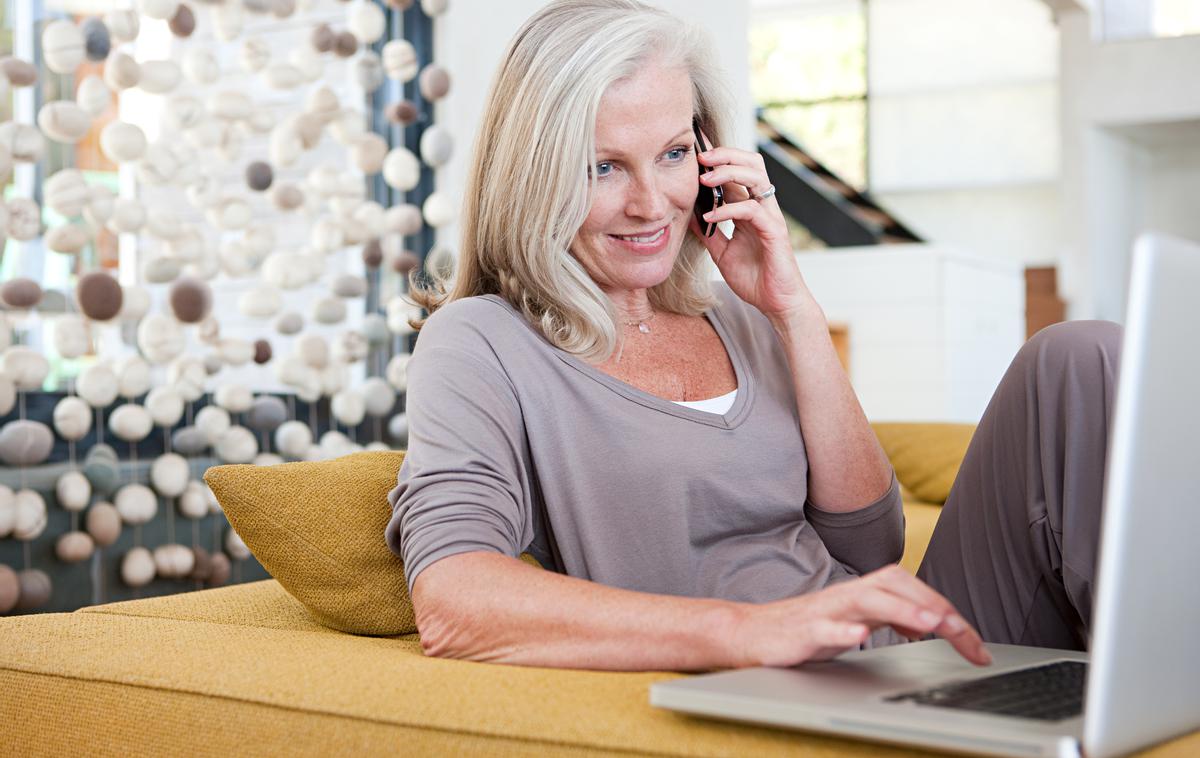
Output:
[617,228,665,244]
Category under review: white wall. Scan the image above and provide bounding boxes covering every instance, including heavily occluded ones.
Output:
[1057,7,1200,321]
[1140,138,1200,244]
[880,184,1064,268]
[1096,0,1155,39]
[869,0,1058,92]
[431,0,753,258]
[867,0,1063,269]
[869,82,1059,192]
[790,244,1025,423]
[1072,125,1200,322]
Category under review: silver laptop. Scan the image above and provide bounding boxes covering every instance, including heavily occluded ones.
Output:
[651,232,1200,758]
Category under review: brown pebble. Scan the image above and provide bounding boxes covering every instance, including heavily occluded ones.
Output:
[418,65,451,101]
[385,100,420,126]
[15,569,52,611]
[385,0,413,8]
[207,552,232,586]
[168,4,196,37]
[392,250,420,274]
[311,23,334,52]
[253,338,272,364]
[168,277,212,323]
[1,277,42,309]
[333,31,358,58]
[362,239,383,268]
[189,546,212,581]
[1,56,38,87]
[0,564,18,613]
[76,270,124,321]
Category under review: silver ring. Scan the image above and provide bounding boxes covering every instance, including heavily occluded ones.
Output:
[752,184,776,202]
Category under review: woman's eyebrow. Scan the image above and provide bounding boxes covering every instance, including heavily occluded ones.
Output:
[596,127,693,157]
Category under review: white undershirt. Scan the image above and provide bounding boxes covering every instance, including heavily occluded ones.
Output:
[671,388,738,415]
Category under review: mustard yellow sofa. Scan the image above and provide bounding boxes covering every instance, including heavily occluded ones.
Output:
[1,424,1195,757]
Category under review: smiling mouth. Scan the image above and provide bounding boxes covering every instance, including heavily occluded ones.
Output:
[611,227,667,244]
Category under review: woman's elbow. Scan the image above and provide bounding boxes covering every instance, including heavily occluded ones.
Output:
[410,557,504,661]
[412,572,468,659]
[414,607,459,659]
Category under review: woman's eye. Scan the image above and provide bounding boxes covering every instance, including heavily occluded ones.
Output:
[595,162,614,178]
[664,147,689,161]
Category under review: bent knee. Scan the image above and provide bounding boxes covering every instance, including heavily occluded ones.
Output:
[1029,319,1121,351]
[1022,320,1122,367]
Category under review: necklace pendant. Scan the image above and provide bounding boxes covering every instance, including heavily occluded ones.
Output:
[638,322,651,334]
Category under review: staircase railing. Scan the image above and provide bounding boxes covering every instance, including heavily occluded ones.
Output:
[756,113,922,247]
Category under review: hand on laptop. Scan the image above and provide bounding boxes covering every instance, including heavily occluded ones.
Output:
[732,565,992,668]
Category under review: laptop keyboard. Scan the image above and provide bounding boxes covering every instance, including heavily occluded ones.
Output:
[883,660,1087,722]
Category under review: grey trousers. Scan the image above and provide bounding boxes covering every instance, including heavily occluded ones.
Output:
[916,320,1123,650]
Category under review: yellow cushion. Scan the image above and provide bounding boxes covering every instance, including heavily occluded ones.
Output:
[204,451,415,636]
[204,452,542,637]
[871,423,976,505]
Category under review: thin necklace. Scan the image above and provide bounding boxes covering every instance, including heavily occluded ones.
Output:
[621,311,657,334]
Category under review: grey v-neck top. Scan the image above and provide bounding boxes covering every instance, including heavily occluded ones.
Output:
[385,284,905,602]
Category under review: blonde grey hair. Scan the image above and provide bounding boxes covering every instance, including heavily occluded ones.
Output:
[410,0,735,362]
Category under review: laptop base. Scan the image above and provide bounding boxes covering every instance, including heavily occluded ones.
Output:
[651,639,1086,758]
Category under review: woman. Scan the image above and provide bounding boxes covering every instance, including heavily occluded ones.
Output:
[384,0,1119,671]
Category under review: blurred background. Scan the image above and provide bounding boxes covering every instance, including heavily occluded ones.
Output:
[431,0,1200,422]
[1,0,1197,612]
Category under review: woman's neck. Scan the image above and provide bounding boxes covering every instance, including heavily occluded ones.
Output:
[605,288,655,324]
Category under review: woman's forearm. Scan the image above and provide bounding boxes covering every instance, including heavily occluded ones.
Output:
[411,553,993,670]
[767,295,893,512]
[412,552,745,671]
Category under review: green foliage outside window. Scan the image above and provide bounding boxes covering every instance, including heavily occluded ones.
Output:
[749,4,868,191]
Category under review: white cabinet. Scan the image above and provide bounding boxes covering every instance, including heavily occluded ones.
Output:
[788,244,1025,423]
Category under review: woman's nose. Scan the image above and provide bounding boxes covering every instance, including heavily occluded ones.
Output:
[623,172,669,220]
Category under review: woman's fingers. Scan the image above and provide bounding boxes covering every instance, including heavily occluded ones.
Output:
[863,567,992,666]
[701,199,790,264]
[698,148,775,206]
[933,614,991,666]
[866,565,951,609]
[803,618,870,661]
[698,146,766,172]
[700,164,776,202]
[746,581,986,668]
[810,573,991,667]
[701,194,783,236]
[845,586,945,636]
[811,617,870,648]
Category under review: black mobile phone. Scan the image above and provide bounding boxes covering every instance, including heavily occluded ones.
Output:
[693,118,723,237]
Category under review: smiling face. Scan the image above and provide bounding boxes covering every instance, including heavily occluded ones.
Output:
[570,60,698,307]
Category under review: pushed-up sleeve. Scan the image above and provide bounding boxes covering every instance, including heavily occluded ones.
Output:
[803,472,905,576]
[385,345,533,596]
